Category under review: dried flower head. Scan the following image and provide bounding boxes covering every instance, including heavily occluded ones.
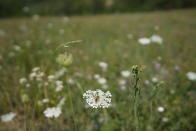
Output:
[57,53,73,66]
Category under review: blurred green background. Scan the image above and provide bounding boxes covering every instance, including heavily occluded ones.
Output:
[0,0,196,17]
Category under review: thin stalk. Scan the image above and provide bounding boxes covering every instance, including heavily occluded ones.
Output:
[67,75,77,131]
[133,75,139,131]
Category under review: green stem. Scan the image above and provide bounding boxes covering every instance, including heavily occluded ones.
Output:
[133,75,139,131]
[67,75,77,131]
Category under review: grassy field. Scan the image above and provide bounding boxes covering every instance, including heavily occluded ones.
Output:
[0,9,196,130]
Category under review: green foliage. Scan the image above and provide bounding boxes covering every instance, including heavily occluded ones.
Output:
[0,0,196,17]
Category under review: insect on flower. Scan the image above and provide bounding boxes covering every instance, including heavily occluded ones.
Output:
[83,89,112,108]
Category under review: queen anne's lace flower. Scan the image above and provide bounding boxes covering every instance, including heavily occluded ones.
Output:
[138,37,151,45]
[43,107,62,118]
[186,72,196,81]
[1,112,17,122]
[83,89,112,108]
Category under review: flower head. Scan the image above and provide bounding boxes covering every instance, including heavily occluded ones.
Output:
[57,53,73,66]
[150,34,163,44]
[138,37,151,45]
[186,72,196,81]
[83,89,112,108]
[121,70,131,78]
[43,107,62,118]
[1,112,17,122]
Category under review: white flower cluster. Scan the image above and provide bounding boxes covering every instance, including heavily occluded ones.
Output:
[83,89,112,108]
[55,80,64,92]
[98,61,108,72]
[121,70,131,78]
[138,34,163,45]
[29,67,45,81]
[186,72,196,81]
[1,112,17,122]
[43,107,62,118]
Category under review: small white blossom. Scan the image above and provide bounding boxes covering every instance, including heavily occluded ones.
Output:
[58,98,66,107]
[138,37,151,45]
[56,80,63,86]
[121,70,131,78]
[150,34,163,44]
[14,45,21,51]
[97,77,107,85]
[48,75,55,81]
[43,107,62,118]
[56,85,63,92]
[118,79,126,85]
[54,68,66,79]
[42,98,49,103]
[158,106,165,112]
[152,77,158,83]
[83,89,112,108]
[186,72,196,81]
[19,77,27,84]
[98,62,108,71]
[94,74,100,79]
[162,117,168,122]
[68,78,75,85]
[32,67,40,72]
[1,112,17,122]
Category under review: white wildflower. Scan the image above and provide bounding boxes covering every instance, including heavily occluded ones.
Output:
[54,68,66,79]
[32,67,40,72]
[1,112,17,122]
[150,34,163,44]
[14,45,21,51]
[57,98,66,107]
[42,98,49,103]
[21,94,29,103]
[158,106,165,112]
[68,78,75,85]
[162,117,168,122]
[121,70,131,78]
[48,75,55,81]
[56,80,63,86]
[98,62,108,71]
[56,85,63,92]
[19,77,27,84]
[94,74,100,79]
[138,37,151,45]
[43,107,62,118]
[98,77,107,85]
[186,72,196,81]
[152,77,158,83]
[118,79,126,85]
[83,89,112,108]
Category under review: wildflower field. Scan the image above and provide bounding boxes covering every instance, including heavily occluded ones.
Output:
[0,9,196,130]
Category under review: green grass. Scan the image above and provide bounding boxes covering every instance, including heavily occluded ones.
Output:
[0,9,196,130]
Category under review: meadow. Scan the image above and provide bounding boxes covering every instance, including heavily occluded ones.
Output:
[0,9,196,130]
